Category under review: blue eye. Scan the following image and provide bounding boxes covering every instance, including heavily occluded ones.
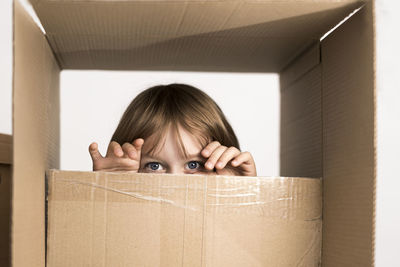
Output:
[147,162,160,171]
[187,161,201,170]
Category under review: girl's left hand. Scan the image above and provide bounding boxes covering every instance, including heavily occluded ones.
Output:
[201,141,257,176]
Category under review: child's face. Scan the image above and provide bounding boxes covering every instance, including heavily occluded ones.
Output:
[139,126,212,174]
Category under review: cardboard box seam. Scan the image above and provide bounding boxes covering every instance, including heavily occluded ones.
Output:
[44,34,63,70]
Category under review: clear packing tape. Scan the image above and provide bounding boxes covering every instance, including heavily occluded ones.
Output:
[46,170,322,267]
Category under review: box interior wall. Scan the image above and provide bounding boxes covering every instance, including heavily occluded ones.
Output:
[11,0,375,266]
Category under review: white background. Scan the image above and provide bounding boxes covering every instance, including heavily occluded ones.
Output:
[0,0,399,265]
[60,71,279,176]
[375,1,400,265]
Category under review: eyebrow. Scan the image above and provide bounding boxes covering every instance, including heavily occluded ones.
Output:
[140,155,168,165]
[141,153,204,162]
[185,153,204,160]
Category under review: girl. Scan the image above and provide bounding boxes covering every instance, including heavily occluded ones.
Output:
[88,83,256,176]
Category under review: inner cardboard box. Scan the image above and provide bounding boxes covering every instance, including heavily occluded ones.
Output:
[10,0,375,266]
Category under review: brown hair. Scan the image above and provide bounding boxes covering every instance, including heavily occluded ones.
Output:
[111,83,239,156]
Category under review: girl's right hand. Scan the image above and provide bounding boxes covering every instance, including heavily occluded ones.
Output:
[88,139,144,172]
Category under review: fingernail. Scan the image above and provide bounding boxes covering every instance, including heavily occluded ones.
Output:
[203,149,209,156]
[216,162,223,168]
[232,160,238,166]
[206,162,213,169]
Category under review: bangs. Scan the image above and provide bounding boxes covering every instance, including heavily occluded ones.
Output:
[144,121,211,159]
[173,123,211,158]
[111,83,239,158]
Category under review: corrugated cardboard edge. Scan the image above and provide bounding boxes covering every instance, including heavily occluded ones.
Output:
[0,134,12,165]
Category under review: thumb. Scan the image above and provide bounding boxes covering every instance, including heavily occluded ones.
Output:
[89,142,103,161]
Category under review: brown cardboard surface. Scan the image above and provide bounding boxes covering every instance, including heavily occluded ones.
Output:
[30,0,363,71]
[280,46,322,178]
[0,134,12,165]
[46,170,322,267]
[13,1,60,266]
[321,3,375,266]
[0,164,11,267]
[280,42,321,89]
[11,0,376,266]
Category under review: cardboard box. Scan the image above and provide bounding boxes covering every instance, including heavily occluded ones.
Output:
[11,0,375,266]
[0,134,12,267]
[47,170,322,266]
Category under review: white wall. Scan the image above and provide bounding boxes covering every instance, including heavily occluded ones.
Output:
[375,1,400,266]
[60,71,280,177]
[0,0,12,135]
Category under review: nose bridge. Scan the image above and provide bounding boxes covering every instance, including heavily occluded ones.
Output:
[167,164,184,175]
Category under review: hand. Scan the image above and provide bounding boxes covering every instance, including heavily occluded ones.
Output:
[201,141,257,176]
[88,139,144,172]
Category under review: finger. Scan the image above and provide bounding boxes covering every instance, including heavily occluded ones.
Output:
[133,138,144,152]
[201,141,221,158]
[122,142,138,159]
[231,151,253,167]
[88,142,103,161]
[215,146,241,169]
[106,141,123,157]
[133,138,144,159]
[204,145,227,170]
[231,152,257,176]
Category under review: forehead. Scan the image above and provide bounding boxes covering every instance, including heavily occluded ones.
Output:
[176,127,204,154]
[142,125,205,158]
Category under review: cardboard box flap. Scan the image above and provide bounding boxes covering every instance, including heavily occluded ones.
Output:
[30,0,364,71]
[321,3,375,266]
[13,1,60,266]
[46,170,322,266]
